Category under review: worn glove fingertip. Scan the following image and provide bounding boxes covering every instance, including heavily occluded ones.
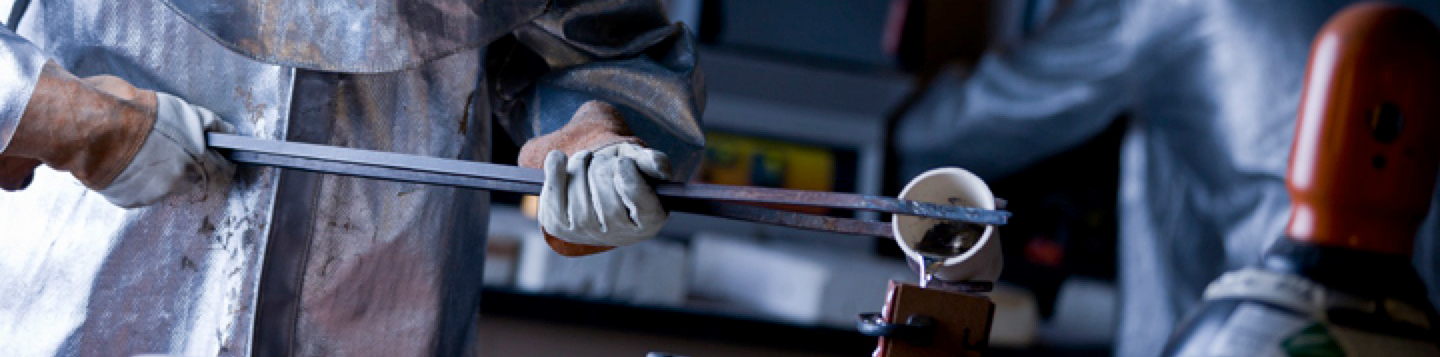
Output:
[543,150,568,172]
[630,146,671,180]
[539,149,571,232]
[613,157,668,240]
[211,119,237,134]
[207,150,237,181]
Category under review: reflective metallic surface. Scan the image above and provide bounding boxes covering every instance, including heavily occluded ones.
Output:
[257,60,490,357]
[894,1,1440,356]
[0,0,702,356]
[159,0,547,73]
[0,27,43,152]
[0,0,293,355]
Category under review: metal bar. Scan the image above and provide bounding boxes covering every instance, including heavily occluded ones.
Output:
[227,150,546,194]
[209,133,1009,225]
[654,183,1008,226]
[226,149,894,236]
[665,200,895,238]
[210,132,544,185]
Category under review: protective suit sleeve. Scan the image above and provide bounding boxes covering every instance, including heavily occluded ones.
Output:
[486,0,706,180]
[0,27,50,154]
[894,0,1135,180]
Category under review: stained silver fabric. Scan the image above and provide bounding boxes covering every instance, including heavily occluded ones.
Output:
[0,0,294,355]
[0,27,45,153]
[894,1,1440,356]
[158,0,547,73]
[0,0,703,356]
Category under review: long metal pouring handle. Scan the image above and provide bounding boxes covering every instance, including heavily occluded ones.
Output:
[207,133,1010,235]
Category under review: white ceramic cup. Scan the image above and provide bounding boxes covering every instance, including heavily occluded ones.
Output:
[893,167,1003,283]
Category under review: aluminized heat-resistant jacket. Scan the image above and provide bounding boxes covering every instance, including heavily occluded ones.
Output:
[894,1,1440,356]
[0,0,704,356]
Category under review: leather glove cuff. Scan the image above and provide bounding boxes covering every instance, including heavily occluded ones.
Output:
[519,101,644,169]
[4,62,155,189]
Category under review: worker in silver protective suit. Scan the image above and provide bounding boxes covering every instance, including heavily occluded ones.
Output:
[0,0,701,356]
[894,1,1440,356]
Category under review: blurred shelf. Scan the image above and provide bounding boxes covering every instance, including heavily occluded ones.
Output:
[478,287,1112,357]
[479,287,876,356]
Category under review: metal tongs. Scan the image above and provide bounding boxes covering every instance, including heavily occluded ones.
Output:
[208,134,1011,237]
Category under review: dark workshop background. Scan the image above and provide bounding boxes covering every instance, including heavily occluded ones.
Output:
[480,1,1117,356]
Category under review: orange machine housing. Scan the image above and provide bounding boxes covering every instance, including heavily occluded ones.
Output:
[1286,3,1440,256]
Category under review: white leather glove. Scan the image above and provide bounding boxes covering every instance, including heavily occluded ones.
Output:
[96,92,235,208]
[538,142,670,247]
